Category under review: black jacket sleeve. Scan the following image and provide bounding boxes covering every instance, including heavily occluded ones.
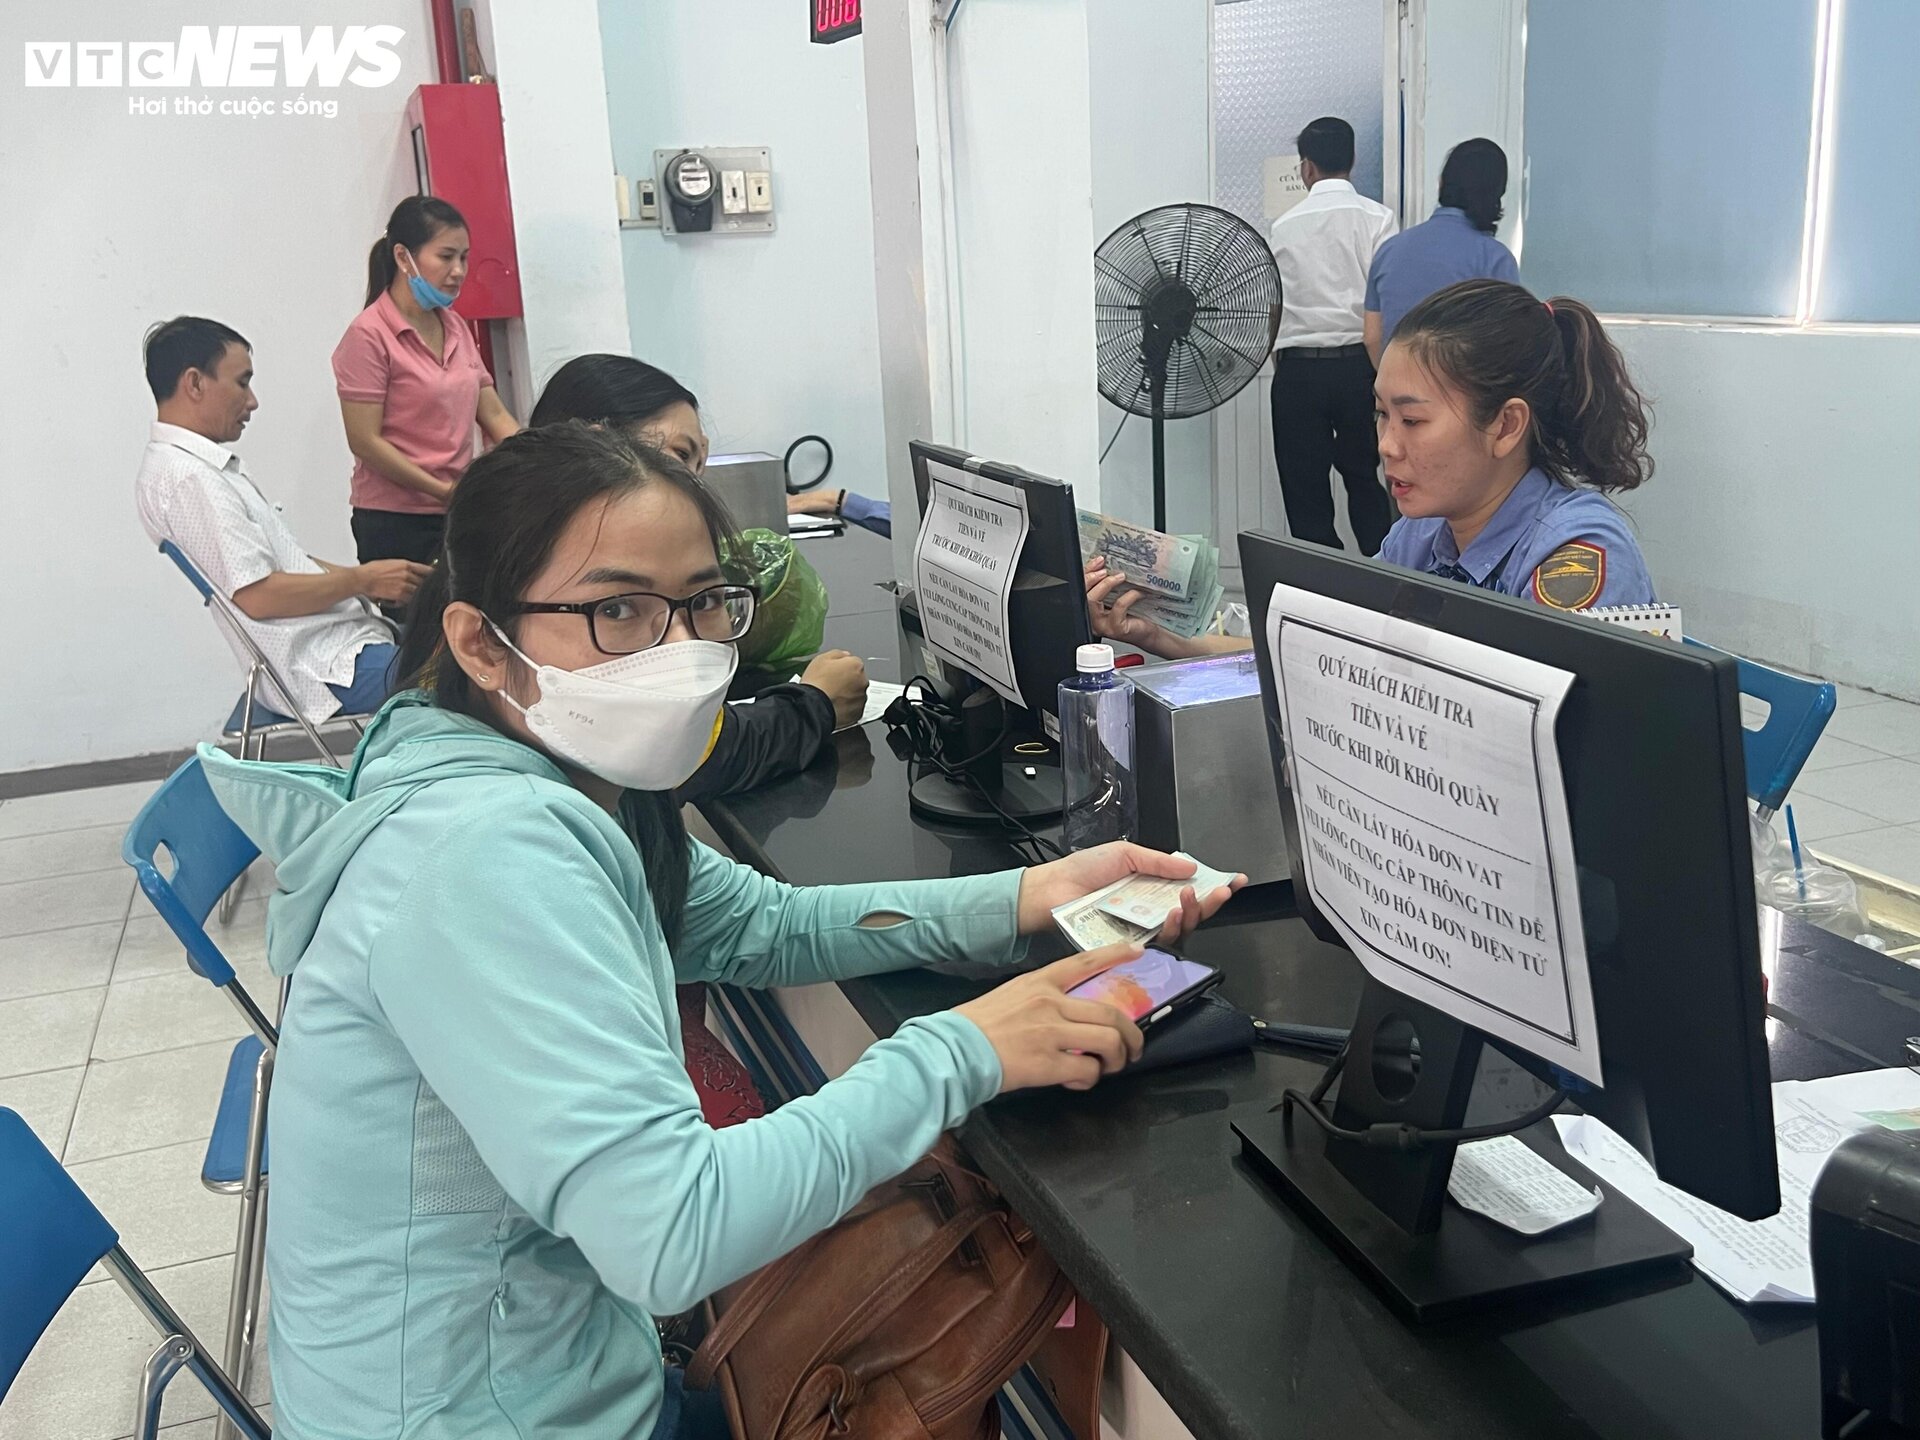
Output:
[674,683,837,804]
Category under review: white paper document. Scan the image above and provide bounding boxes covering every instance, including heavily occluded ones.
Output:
[1553,1113,1816,1304]
[1448,1135,1602,1236]
[912,460,1030,707]
[1552,1068,1920,1306]
[1264,584,1600,1083]
[850,680,908,730]
[1780,1066,1920,1136]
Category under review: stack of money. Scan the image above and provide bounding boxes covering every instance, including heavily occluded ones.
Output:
[1050,853,1241,951]
[1077,510,1227,640]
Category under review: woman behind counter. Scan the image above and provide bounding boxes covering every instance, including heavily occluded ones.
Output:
[1090,278,1658,658]
[334,196,520,566]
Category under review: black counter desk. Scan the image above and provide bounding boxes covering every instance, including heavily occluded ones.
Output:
[705,530,1920,1440]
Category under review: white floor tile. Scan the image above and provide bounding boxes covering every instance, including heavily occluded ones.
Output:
[1813,825,1920,888]
[0,922,121,1001]
[1822,698,1920,758]
[0,1064,84,1156]
[1830,683,1901,712]
[115,900,267,984]
[67,1140,241,1278]
[0,781,160,842]
[0,1252,268,1440]
[92,961,273,1064]
[1770,793,1883,845]
[1801,735,1890,773]
[0,825,134,885]
[64,1039,238,1165]
[0,988,105,1079]
[1793,756,1920,827]
[0,869,135,940]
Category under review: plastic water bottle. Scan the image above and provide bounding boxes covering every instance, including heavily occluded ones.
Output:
[1059,643,1136,851]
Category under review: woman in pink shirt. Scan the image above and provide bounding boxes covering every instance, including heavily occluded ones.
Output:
[333,196,520,567]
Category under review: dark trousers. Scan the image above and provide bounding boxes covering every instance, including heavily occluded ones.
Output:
[1270,348,1395,556]
[351,507,445,566]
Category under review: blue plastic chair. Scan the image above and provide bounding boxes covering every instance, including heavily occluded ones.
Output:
[123,758,280,1435]
[1686,638,1838,818]
[0,1108,270,1439]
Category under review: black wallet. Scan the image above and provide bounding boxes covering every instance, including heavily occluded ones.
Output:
[1131,993,1257,1075]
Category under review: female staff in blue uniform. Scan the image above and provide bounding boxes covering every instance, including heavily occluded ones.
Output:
[1372,278,1655,608]
[1087,277,1658,657]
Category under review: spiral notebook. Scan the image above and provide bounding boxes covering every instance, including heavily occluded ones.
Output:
[1585,604,1683,640]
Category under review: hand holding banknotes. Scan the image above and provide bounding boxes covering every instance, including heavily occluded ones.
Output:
[1085,557,1251,661]
[1016,841,1245,942]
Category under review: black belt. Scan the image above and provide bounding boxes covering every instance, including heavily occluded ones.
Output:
[1277,343,1369,362]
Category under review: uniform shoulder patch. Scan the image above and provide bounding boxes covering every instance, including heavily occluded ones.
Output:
[1531,542,1606,610]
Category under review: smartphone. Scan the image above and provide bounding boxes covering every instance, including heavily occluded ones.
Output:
[1065,948,1222,1030]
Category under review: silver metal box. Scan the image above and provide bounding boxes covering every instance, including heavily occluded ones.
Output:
[702,452,787,535]
[1129,651,1291,886]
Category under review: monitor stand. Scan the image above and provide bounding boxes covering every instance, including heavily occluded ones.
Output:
[1233,981,1693,1322]
[907,673,1062,827]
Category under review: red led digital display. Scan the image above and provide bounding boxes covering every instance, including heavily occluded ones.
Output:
[812,0,861,44]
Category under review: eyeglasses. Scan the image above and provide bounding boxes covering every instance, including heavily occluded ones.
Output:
[507,584,757,656]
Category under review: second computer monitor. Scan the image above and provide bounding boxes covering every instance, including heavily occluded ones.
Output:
[908,440,1091,727]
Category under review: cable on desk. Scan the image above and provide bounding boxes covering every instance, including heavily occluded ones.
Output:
[882,677,1065,865]
[1272,1042,1568,1152]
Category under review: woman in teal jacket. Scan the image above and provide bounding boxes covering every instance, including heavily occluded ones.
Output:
[202,422,1238,1440]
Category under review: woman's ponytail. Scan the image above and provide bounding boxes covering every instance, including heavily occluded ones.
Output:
[365,236,399,309]
[1539,297,1653,493]
[1396,278,1654,494]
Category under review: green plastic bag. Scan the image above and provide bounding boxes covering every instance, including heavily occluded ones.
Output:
[725,527,829,672]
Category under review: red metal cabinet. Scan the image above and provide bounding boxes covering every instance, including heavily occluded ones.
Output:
[406,83,522,320]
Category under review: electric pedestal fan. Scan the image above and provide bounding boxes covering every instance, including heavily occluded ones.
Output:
[1094,203,1282,531]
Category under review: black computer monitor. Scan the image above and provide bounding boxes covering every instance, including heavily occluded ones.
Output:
[905,440,1092,825]
[1234,532,1777,1318]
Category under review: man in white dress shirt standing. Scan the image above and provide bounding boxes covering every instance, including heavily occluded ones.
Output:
[135,316,428,729]
[1266,117,1398,555]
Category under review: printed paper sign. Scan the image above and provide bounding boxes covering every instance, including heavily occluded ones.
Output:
[913,460,1030,707]
[1265,584,1601,1083]
[1263,154,1309,222]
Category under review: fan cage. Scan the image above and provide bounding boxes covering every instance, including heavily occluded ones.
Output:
[1095,202,1281,421]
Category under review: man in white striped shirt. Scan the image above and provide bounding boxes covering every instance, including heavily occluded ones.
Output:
[134,316,429,728]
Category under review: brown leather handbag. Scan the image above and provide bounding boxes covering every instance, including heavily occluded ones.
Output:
[687,1138,1073,1440]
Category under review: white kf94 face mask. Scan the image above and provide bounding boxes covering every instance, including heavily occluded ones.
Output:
[489,623,737,792]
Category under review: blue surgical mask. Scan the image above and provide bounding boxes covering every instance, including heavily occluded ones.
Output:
[401,252,456,310]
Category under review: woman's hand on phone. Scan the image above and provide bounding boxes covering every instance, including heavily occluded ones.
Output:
[1014,842,1246,944]
[954,943,1148,1094]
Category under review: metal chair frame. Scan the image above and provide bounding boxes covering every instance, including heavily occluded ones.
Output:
[157,540,387,919]
[124,762,281,1440]
[1,1107,270,1440]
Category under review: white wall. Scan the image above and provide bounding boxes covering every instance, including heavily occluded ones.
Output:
[598,1,887,491]
[944,0,1102,493]
[1086,0,1214,533]
[0,4,437,772]
[1610,325,1920,699]
[477,0,630,409]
